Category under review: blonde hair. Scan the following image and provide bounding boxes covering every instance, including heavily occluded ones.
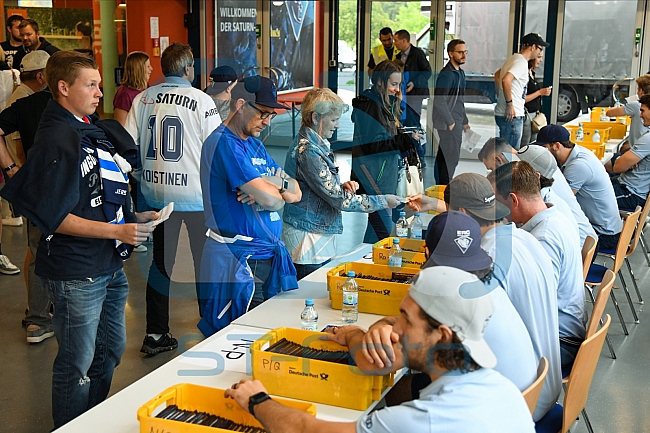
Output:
[121,51,150,90]
[301,87,349,128]
[372,60,403,120]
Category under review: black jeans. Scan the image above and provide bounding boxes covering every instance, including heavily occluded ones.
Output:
[145,211,206,334]
[435,125,463,185]
[593,229,621,262]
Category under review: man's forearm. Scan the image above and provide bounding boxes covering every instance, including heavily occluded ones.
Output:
[255,399,355,433]
[502,77,513,102]
[55,214,119,239]
[0,134,16,171]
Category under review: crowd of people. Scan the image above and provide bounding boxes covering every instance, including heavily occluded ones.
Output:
[0,20,648,432]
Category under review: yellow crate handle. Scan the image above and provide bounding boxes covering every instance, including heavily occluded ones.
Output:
[251,329,279,351]
[137,387,178,418]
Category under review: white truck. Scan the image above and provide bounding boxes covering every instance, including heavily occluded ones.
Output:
[429,1,637,122]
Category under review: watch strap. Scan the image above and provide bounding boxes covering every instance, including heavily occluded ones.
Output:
[248,392,271,417]
[2,163,16,173]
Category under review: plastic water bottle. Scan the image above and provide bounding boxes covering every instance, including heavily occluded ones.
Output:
[599,109,609,122]
[388,238,403,268]
[342,271,359,323]
[410,212,423,239]
[396,212,408,238]
[300,299,318,331]
[592,130,601,143]
[576,123,584,142]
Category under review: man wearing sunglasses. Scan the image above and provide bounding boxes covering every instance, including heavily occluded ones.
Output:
[198,76,302,337]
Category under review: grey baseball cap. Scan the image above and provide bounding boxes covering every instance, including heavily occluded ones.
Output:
[518,145,557,179]
[447,173,510,221]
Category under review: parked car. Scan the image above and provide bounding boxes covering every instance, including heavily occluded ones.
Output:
[338,40,357,71]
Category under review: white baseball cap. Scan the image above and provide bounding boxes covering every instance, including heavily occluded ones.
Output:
[20,51,50,72]
[408,266,496,369]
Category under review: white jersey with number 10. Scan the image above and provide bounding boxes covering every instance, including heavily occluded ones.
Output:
[126,79,222,212]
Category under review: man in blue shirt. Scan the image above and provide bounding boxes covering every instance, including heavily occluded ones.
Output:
[493,161,586,370]
[199,76,302,336]
[536,124,623,251]
[609,94,650,211]
[225,267,535,433]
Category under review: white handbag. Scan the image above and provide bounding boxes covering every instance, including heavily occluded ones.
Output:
[396,159,423,197]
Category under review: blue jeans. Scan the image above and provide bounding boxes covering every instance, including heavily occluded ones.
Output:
[44,269,129,429]
[495,115,525,150]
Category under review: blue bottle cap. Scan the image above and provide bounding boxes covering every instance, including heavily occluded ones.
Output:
[347,270,356,277]
[305,299,314,306]
[393,237,400,244]
[400,211,406,216]
[414,212,420,216]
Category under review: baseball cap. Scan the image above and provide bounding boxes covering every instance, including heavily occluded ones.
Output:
[447,173,510,221]
[522,32,550,47]
[20,51,49,72]
[209,65,237,82]
[408,266,496,369]
[423,211,492,272]
[517,145,557,179]
[206,65,238,96]
[233,75,288,110]
[531,124,570,146]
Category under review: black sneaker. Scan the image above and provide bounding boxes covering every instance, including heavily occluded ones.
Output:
[140,333,178,355]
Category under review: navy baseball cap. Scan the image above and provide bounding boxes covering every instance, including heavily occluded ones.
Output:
[233,75,288,110]
[531,124,570,146]
[423,211,492,272]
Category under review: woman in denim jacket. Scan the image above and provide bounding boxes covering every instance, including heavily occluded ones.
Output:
[283,88,400,279]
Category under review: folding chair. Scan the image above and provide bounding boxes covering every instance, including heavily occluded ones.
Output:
[598,205,647,306]
[522,356,549,416]
[586,208,641,333]
[625,194,650,267]
[581,236,597,282]
[535,315,612,433]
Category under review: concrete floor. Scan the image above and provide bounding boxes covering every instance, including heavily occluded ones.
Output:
[0,149,648,433]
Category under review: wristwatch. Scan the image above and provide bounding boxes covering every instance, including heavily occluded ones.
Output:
[2,163,16,173]
[505,99,513,104]
[248,392,272,417]
[279,178,290,194]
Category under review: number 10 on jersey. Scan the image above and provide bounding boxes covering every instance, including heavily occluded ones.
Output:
[146,114,184,162]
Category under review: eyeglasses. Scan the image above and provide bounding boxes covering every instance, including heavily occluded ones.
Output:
[247,101,277,120]
[453,50,469,55]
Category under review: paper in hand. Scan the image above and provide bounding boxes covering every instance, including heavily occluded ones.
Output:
[150,202,174,227]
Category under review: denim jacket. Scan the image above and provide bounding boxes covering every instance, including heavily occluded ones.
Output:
[283,125,387,234]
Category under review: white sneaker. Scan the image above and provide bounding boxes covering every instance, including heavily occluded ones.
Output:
[0,254,19,274]
[3,216,23,227]
[133,244,147,253]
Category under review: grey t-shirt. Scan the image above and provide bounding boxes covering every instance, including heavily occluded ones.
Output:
[619,130,650,199]
[623,101,650,147]
[562,145,623,235]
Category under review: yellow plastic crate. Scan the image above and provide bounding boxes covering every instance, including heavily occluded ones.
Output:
[590,107,610,122]
[425,185,446,214]
[327,262,418,316]
[564,125,611,143]
[372,237,426,268]
[250,327,394,410]
[137,383,316,433]
[582,121,627,139]
[582,142,606,159]
[590,108,630,125]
